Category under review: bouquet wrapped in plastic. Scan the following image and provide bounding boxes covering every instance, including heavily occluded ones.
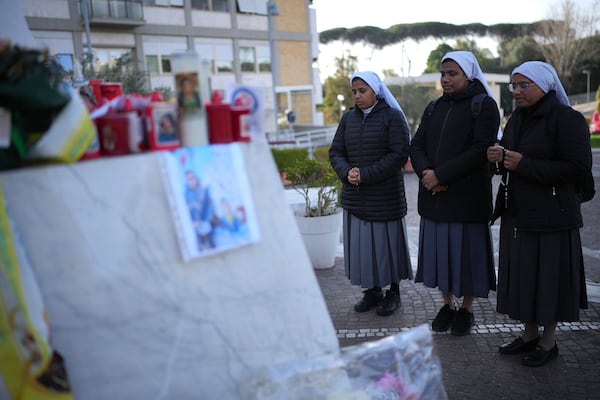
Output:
[0,43,95,170]
[245,324,447,400]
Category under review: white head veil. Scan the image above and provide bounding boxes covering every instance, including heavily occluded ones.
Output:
[350,71,409,126]
[441,51,502,139]
[441,51,495,98]
[512,61,570,106]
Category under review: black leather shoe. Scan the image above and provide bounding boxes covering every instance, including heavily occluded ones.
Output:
[376,290,400,316]
[431,304,455,332]
[354,288,383,312]
[498,336,540,355]
[522,344,559,367]
[450,308,474,336]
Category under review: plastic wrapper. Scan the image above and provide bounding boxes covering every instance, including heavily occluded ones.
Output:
[245,324,447,400]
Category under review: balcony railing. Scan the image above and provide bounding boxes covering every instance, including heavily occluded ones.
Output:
[82,0,145,26]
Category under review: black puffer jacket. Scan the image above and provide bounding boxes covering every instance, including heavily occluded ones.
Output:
[410,80,500,223]
[329,100,410,222]
[493,92,591,232]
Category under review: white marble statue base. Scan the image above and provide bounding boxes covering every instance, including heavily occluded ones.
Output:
[0,142,339,399]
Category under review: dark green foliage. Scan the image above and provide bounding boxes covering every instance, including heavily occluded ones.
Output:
[81,50,149,95]
[284,157,338,217]
[320,22,542,45]
[271,147,309,174]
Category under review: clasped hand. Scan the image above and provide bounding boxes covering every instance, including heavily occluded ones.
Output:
[486,144,522,171]
[348,166,361,185]
[421,169,448,195]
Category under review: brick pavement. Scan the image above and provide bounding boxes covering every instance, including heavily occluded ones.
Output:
[312,161,600,400]
[315,258,600,400]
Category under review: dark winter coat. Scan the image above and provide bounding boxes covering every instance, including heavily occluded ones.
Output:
[492,92,592,232]
[410,80,500,223]
[329,100,410,222]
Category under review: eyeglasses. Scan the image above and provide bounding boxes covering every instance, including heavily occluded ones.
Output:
[508,82,536,92]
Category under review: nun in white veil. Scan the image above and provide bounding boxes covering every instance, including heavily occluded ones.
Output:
[329,70,412,318]
[410,50,501,337]
[487,61,592,367]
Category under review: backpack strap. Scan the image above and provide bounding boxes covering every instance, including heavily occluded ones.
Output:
[425,93,487,120]
[470,93,487,118]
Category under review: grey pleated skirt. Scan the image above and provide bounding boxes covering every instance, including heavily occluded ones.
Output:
[496,216,588,325]
[343,210,413,288]
[415,217,496,298]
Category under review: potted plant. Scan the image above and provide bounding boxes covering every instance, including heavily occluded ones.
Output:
[284,157,339,216]
[271,147,309,186]
[283,156,342,269]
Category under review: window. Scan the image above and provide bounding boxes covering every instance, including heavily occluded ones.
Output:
[92,48,131,72]
[238,42,271,73]
[153,0,183,7]
[256,46,270,72]
[145,55,159,73]
[191,0,228,11]
[191,0,208,9]
[55,54,74,73]
[212,0,228,11]
[161,56,172,73]
[215,43,233,72]
[239,46,255,72]
[236,0,267,14]
[143,37,187,75]
[195,39,233,74]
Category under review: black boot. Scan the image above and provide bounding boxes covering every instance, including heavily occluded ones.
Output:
[376,289,400,316]
[354,288,383,312]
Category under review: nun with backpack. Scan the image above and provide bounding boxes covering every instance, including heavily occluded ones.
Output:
[487,61,593,367]
[410,51,501,336]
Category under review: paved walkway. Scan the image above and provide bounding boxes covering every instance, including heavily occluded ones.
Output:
[311,169,600,400]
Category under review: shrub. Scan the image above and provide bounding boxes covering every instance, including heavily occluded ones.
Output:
[284,158,339,217]
[270,148,308,174]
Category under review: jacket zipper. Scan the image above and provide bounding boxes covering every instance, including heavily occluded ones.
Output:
[434,102,452,161]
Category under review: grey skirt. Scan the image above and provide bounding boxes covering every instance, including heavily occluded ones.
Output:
[343,210,413,288]
[496,216,588,325]
[415,217,496,298]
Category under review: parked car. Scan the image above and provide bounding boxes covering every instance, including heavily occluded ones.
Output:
[591,111,600,134]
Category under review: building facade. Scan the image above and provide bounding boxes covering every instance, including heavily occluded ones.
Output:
[21,0,324,135]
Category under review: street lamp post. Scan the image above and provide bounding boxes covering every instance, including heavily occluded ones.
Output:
[336,94,345,119]
[583,69,591,103]
[81,0,95,78]
[267,0,279,140]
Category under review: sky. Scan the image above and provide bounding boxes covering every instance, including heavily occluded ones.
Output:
[310,0,566,79]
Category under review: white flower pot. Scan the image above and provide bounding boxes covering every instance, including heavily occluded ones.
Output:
[294,209,342,270]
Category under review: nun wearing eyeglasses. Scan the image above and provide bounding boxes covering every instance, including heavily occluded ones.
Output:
[329,71,412,317]
[410,51,501,337]
[487,61,593,367]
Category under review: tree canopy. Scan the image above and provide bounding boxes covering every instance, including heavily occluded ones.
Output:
[319,22,543,47]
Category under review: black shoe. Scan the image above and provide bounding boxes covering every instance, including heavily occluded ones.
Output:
[353,288,383,312]
[431,304,456,332]
[376,290,400,316]
[498,336,540,355]
[450,308,474,336]
[522,344,559,367]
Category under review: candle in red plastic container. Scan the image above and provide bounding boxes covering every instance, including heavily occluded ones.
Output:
[205,91,234,144]
[100,82,123,100]
[88,79,103,104]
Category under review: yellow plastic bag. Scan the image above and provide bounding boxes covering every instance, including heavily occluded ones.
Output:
[0,182,72,400]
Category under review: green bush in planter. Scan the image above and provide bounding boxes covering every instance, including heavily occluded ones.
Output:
[270,148,308,175]
[284,158,339,217]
